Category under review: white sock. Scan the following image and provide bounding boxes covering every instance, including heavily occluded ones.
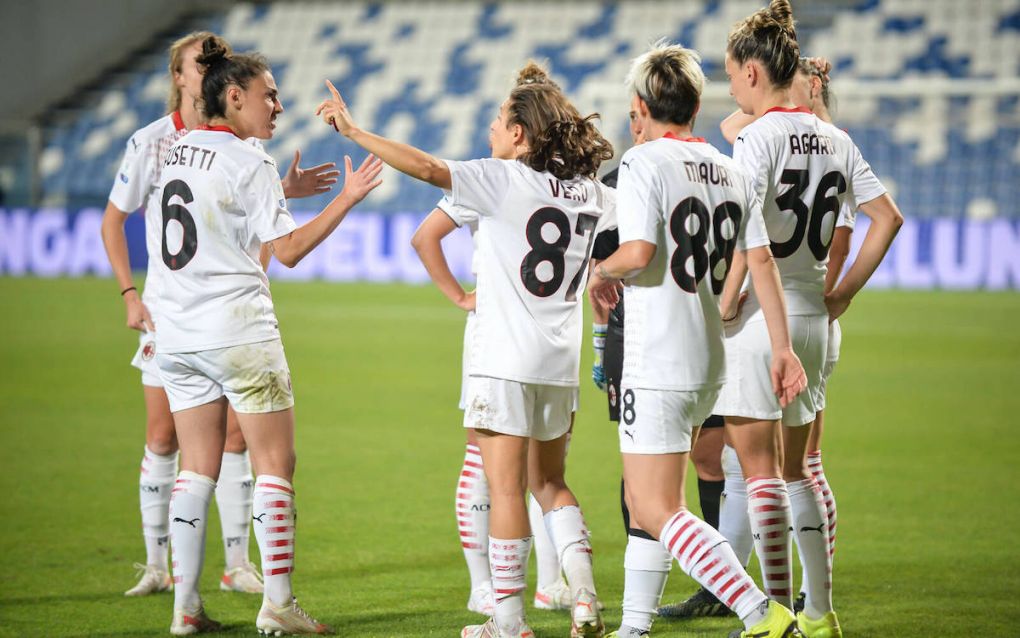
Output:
[139,447,176,568]
[746,477,793,608]
[660,509,769,628]
[216,451,254,570]
[169,471,215,611]
[456,444,491,590]
[490,536,531,632]
[788,478,832,618]
[718,444,753,567]
[529,494,561,588]
[252,475,295,606]
[621,535,672,632]
[545,505,596,597]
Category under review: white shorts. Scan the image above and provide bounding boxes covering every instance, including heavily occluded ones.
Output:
[131,331,163,387]
[463,376,577,441]
[713,313,827,427]
[618,385,720,455]
[458,312,476,411]
[156,339,294,414]
[816,319,842,409]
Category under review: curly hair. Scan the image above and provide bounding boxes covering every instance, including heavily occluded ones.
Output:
[506,61,613,180]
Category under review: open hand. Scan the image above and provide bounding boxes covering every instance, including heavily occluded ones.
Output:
[339,154,384,204]
[587,272,622,309]
[281,149,339,199]
[316,80,357,136]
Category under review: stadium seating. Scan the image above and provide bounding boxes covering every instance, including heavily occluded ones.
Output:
[38,0,1020,220]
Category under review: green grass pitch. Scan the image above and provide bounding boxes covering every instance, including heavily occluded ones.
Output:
[0,277,1018,637]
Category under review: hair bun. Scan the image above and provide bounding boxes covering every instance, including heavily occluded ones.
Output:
[196,36,230,68]
[767,0,797,38]
[515,61,553,87]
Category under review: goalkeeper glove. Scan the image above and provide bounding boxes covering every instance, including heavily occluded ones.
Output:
[592,323,608,392]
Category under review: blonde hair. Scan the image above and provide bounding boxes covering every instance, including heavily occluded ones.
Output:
[626,39,704,126]
[166,31,232,113]
[727,0,800,88]
[506,61,613,180]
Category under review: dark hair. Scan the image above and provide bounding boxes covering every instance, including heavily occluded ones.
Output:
[727,0,800,89]
[507,62,613,180]
[626,41,704,126]
[797,57,832,111]
[195,36,270,119]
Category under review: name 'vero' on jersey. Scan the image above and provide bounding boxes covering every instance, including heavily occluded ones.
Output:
[734,107,886,315]
[617,134,770,392]
[444,158,616,387]
[155,128,296,354]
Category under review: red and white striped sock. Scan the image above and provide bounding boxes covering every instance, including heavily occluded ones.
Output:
[545,505,596,597]
[746,477,792,607]
[660,509,769,627]
[807,451,837,560]
[490,536,532,632]
[718,444,753,567]
[139,447,176,568]
[169,471,215,611]
[788,478,832,618]
[253,475,295,606]
[456,444,491,590]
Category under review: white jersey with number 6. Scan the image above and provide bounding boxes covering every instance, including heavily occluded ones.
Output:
[155,127,296,354]
[618,134,770,392]
[734,107,886,315]
[443,158,616,387]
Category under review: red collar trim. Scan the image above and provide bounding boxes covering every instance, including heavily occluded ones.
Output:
[663,132,706,143]
[764,106,812,115]
[197,124,242,138]
[171,111,186,131]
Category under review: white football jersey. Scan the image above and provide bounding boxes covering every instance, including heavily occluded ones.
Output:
[155,127,297,354]
[109,112,190,319]
[734,107,885,315]
[618,134,770,392]
[444,158,616,386]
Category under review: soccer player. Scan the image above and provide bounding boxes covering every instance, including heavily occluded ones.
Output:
[100,31,339,598]
[153,37,382,634]
[320,61,613,638]
[717,57,850,616]
[586,41,807,638]
[413,197,577,616]
[714,2,903,635]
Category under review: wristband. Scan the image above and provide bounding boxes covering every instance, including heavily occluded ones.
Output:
[121,286,138,296]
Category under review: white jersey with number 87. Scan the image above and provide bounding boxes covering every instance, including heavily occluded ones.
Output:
[444,158,616,387]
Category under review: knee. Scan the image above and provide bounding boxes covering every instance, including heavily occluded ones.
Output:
[692,448,724,481]
[146,415,177,456]
[528,472,566,505]
[223,427,247,454]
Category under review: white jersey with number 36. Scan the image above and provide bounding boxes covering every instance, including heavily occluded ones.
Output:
[444,158,616,387]
[155,128,296,354]
[734,107,886,315]
[618,135,770,392]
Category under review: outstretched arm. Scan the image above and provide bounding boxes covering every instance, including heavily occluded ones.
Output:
[411,209,475,311]
[317,80,451,190]
[269,154,383,268]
